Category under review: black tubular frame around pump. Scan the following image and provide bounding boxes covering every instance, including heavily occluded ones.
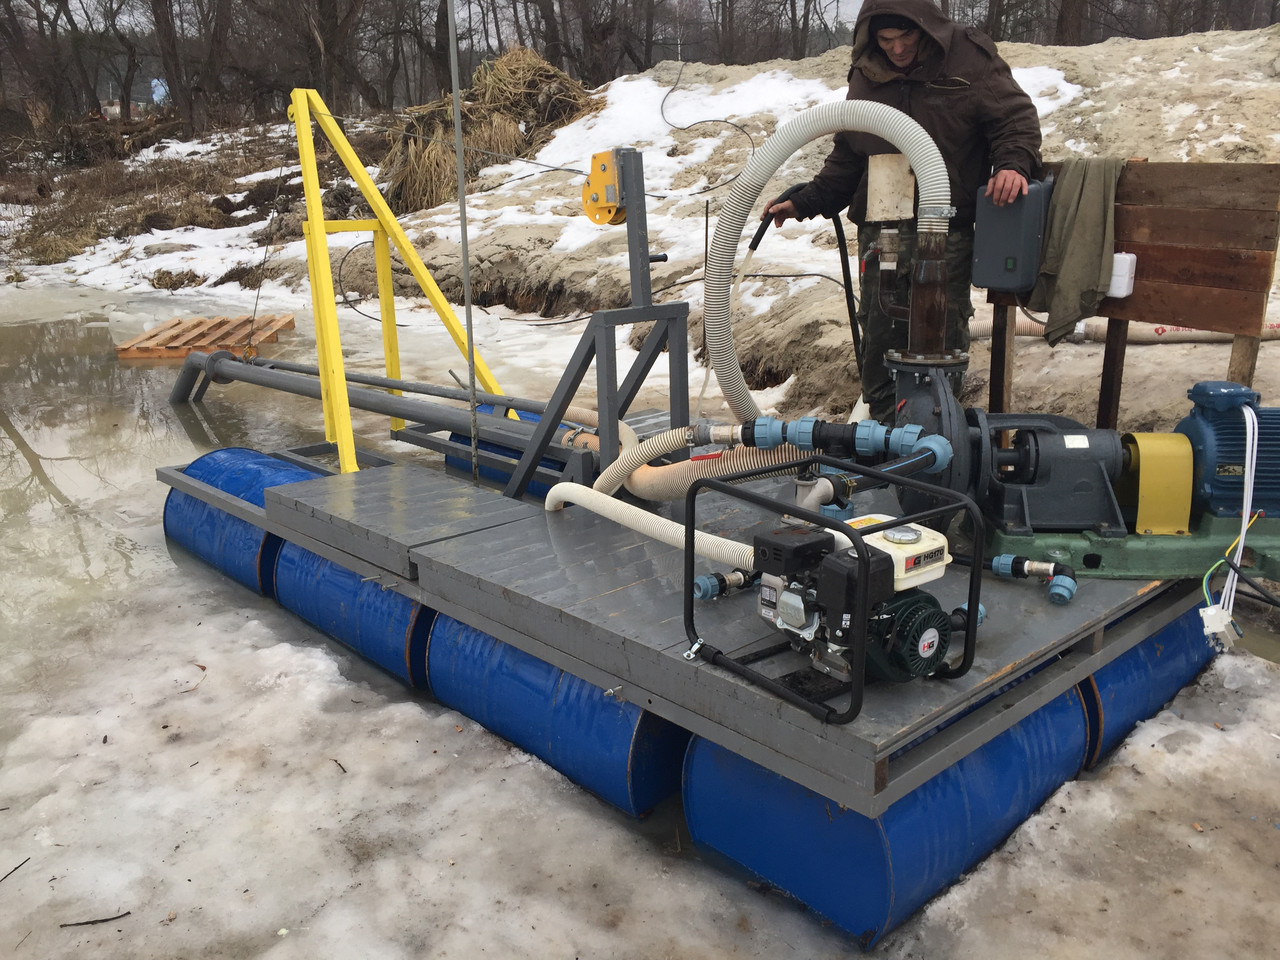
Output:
[682,454,985,725]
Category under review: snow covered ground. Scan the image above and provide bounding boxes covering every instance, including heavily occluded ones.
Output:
[3,29,1280,958]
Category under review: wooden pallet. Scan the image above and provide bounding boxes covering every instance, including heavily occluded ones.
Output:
[115,313,295,360]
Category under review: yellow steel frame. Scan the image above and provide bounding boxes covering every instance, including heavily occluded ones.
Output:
[288,88,505,473]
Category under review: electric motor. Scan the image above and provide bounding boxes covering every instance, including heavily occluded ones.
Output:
[1175,381,1280,518]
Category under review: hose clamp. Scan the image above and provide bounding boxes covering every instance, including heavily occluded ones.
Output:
[683,638,705,661]
[561,425,588,448]
[916,205,957,220]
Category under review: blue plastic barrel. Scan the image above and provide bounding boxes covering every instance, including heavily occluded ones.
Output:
[426,614,690,817]
[682,686,1090,947]
[163,447,321,596]
[446,407,563,498]
[273,542,435,688]
[1083,603,1217,766]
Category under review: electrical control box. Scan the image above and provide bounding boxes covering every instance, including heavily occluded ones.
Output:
[971,178,1053,294]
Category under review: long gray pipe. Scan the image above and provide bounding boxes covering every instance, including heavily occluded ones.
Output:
[171,350,552,444]
[703,101,952,423]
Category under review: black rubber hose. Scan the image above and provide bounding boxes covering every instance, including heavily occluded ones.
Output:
[750,182,863,376]
[830,215,863,371]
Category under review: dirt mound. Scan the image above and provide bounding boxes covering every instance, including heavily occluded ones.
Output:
[395,26,1280,427]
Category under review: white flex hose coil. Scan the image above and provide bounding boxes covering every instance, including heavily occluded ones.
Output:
[704,100,952,423]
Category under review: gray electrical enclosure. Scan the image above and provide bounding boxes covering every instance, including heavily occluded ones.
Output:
[971,178,1053,293]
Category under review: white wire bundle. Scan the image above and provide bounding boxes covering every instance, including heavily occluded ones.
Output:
[1219,404,1260,619]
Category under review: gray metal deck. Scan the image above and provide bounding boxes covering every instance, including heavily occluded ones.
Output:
[160,456,1199,816]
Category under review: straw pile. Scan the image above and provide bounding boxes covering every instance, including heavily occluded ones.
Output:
[382,47,599,214]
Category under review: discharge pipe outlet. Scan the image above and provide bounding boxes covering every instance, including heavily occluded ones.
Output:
[703,101,953,423]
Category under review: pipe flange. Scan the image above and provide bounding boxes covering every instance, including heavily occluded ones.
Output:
[885,349,970,368]
[203,350,239,385]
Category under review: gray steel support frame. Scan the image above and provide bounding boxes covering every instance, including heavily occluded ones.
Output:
[505,148,690,499]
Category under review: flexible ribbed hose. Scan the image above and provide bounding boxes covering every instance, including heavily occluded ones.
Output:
[593,427,810,501]
[625,446,809,501]
[593,428,693,494]
[705,101,952,423]
[545,482,757,568]
[560,406,640,449]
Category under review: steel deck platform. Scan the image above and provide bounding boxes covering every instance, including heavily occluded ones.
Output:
[159,454,1199,816]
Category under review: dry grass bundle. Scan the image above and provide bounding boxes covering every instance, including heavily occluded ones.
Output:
[150,268,206,289]
[382,47,599,214]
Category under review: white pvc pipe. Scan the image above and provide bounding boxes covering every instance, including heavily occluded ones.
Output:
[545,482,756,568]
[546,481,854,568]
[968,317,1280,343]
[704,101,953,423]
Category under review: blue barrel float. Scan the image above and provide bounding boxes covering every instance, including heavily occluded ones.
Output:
[164,446,690,818]
[1081,601,1218,766]
[273,542,435,688]
[684,687,1090,948]
[683,601,1216,947]
[426,615,690,817]
[163,447,321,596]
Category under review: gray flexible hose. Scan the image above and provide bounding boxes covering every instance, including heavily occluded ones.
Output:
[703,101,952,423]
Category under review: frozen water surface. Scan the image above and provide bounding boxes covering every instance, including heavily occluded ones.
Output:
[1,283,1278,959]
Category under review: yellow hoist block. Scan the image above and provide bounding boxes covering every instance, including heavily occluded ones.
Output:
[1117,432,1193,535]
[582,150,626,225]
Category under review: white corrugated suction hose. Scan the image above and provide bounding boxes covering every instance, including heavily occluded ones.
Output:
[704,101,952,423]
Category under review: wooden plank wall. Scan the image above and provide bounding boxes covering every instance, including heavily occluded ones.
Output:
[986,161,1280,427]
[1102,163,1280,337]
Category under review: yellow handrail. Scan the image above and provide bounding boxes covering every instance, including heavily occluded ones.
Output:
[288,88,506,472]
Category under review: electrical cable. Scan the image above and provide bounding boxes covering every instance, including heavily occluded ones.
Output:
[1219,405,1259,618]
[653,61,756,198]
[334,240,383,322]
[1220,554,1280,609]
[1201,509,1260,605]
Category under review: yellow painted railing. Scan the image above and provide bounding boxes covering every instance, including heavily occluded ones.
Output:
[288,88,505,472]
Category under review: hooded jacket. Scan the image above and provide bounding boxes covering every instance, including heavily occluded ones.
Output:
[789,0,1042,226]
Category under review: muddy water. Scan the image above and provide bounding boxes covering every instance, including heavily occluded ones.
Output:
[0,286,332,725]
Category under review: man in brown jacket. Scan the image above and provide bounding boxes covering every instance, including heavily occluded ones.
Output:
[764,0,1042,423]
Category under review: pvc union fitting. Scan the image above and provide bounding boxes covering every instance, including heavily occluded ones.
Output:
[911,434,953,473]
[1048,575,1077,605]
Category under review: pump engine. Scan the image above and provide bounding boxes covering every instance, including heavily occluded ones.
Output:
[754,515,953,683]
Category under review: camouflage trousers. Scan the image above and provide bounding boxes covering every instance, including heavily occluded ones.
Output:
[856,221,975,424]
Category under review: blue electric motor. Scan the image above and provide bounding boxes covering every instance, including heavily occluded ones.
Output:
[1174,381,1279,518]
